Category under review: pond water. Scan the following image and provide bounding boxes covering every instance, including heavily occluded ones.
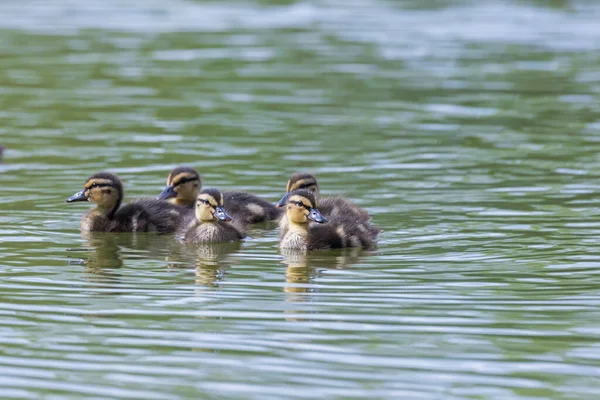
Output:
[1,0,600,398]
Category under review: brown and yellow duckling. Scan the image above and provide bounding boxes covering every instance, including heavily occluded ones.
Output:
[180,188,245,244]
[277,173,371,220]
[279,190,380,251]
[66,172,182,233]
[157,166,281,224]
[276,172,373,235]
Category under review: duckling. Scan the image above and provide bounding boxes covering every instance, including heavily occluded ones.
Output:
[66,172,182,233]
[157,166,281,224]
[279,190,380,251]
[180,188,245,244]
[276,172,372,236]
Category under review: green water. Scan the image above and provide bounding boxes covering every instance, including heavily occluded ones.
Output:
[1,0,600,398]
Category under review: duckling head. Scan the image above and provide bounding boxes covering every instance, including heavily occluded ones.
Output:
[285,189,327,225]
[276,173,320,207]
[157,166,201,207]
[195,188,232,223]
[66,172,123,216]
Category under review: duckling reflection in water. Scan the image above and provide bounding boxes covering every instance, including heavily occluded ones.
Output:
[276,172,373,236]
[284,251,314,294]
[179,188,245,244]
[66,172,182,233]
[165,238,242,287]
[194,241,242,287]
[157,166,281,224]
[279,190,380,251]
[282,248,364,322]
[82,234,122,268]
[66,232,124,288]
[283,246,366,293]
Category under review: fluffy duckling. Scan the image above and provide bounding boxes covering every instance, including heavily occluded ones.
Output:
[276,172,372,236]
[279,190,380,251]
[157,166,281,224]
[66,172,182,233]
[180,188,245,244]
[277,173,371,220]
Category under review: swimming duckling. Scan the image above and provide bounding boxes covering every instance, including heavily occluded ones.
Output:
[66,172,182,233]
[157,166,281,224]
[276,172,372,236]
[180,188,245,244]
[279,190,380,251]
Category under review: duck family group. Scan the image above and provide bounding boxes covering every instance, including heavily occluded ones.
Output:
[66,167,380,251]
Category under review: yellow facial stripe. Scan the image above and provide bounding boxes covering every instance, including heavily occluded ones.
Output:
[171,172,199,186]
[84,178,113,189]
[198,194,218,208]
[291,179,316,191]
[288,195,313,209]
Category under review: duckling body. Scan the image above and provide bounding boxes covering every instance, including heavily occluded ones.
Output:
[180,188,245,244]
[279,190,380,251]
[158,167,281,224]
[183,220,244,244]
[67,172,182,233]
[277,173,373,236]
[318,196,371,222]
[222,191,281,224]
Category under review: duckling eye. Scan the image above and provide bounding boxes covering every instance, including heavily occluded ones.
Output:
[91,183,98,188]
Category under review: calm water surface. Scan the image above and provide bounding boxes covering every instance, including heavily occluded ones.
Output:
[1,0,600,398]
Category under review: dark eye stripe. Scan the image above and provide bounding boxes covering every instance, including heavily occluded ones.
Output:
[88,183,112,189]
[297,183,316,190]
[292,200,312,211]
[174,177,199,187]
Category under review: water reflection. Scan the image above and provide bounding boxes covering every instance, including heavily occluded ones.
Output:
[193,242,242,287]
[72,232,186,286]
[282,248,366,321]
[167,240,242,287]
[74,233,123,284]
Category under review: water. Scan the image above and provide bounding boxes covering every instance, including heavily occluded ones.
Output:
[1,0,600,398]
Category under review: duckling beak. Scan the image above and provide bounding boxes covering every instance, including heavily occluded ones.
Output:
[275,193,289,208]
[66,189,88,203]
[214,206,232,222]
[308,208,327,223]
[157,185,177,200]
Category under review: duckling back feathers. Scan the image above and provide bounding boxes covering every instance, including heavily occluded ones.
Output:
[222,191,282,224]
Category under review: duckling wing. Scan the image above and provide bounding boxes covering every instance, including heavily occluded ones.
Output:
[218,221,246,241]
[123,199,183,234]
[223,191,282,224]
[318,196,371,222]
[308,215,380,250]
[307,223,344,250]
